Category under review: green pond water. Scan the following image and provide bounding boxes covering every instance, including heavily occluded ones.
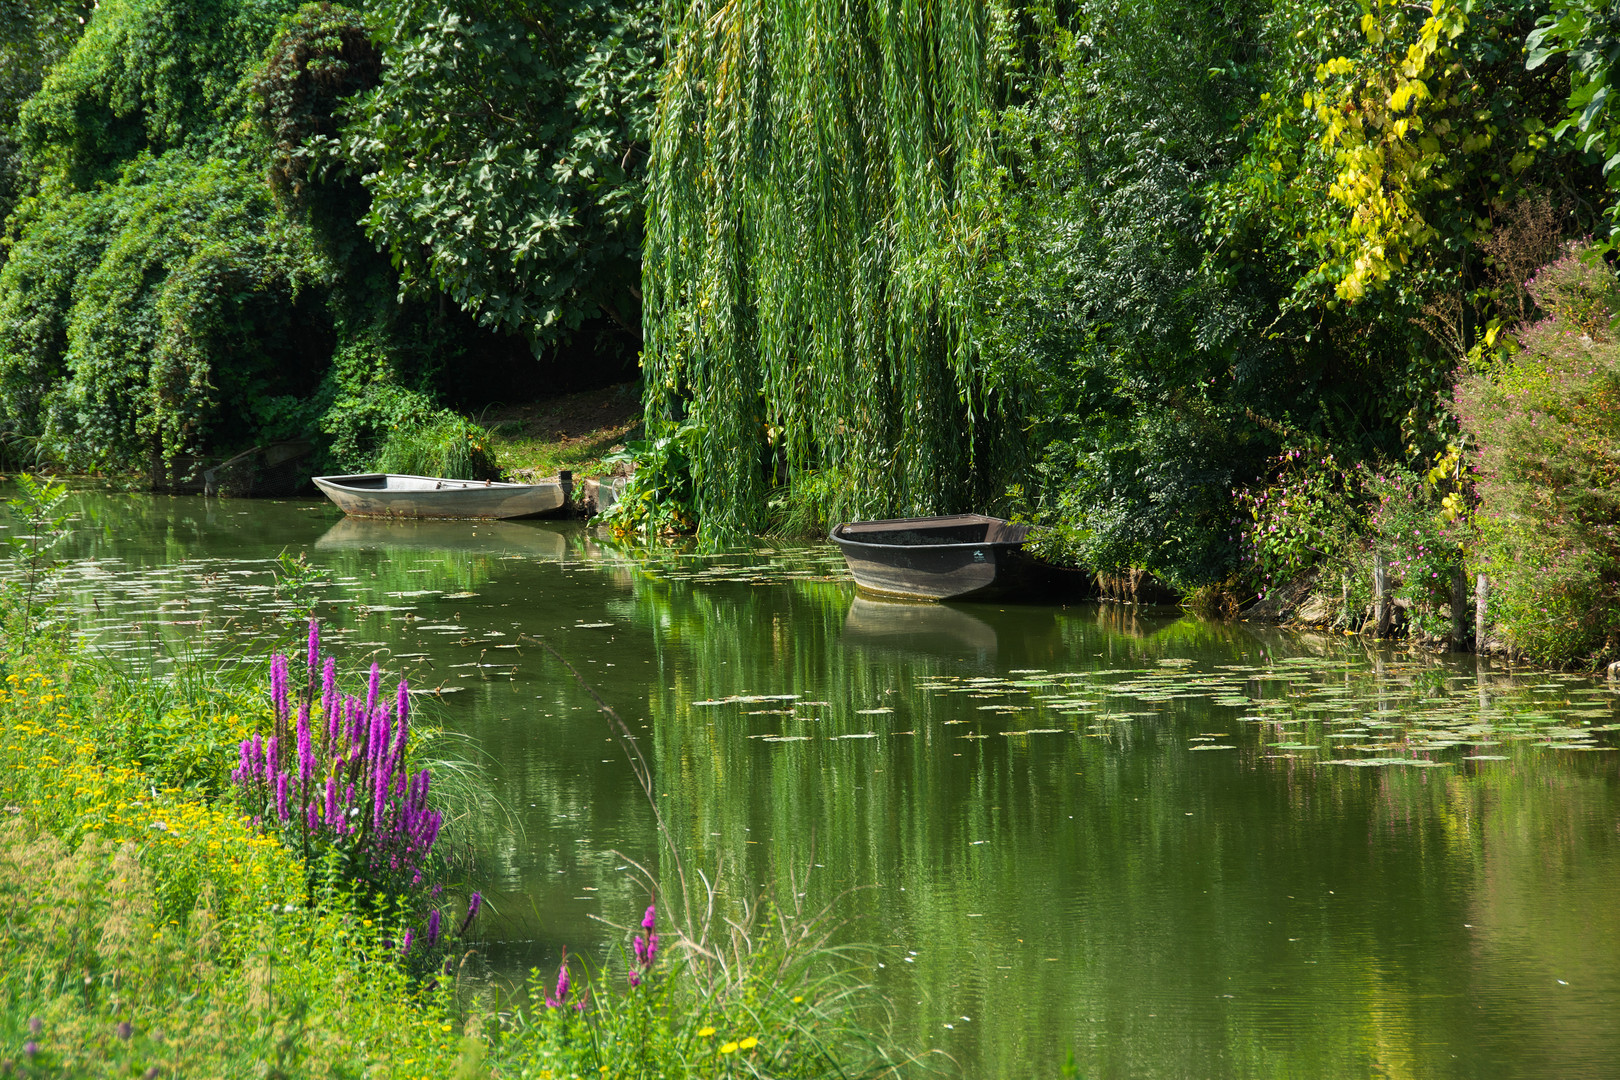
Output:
[10,488,1620,1079]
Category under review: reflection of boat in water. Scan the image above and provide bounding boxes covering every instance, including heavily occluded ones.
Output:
[843,596,1002,659]
[830,514,1090,601]
[314,473,568,519]
[314,517,568,559]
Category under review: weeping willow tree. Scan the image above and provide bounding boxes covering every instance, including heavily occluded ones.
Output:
[642,0,1021,537]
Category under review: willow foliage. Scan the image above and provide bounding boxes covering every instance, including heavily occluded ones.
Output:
[642,0,1020,537]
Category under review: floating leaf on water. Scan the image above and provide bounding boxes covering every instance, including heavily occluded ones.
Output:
[856,708,895,715]
[836,733,878,739]
[573,622,614,629]
[1190,744,1237,750]
[1464,754,1510,761]
[761,736,811,743]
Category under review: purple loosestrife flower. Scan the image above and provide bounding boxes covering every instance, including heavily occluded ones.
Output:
[546,957,571,1008]
[323,656,339,748]
[455,891,483,938]
[628,969,641,988]
[297,705,314,788]
[275,773,290,822]
[366,662,381,714]
[325,777,339,833]
[642,904,656,931]
[307,619,320,682]
[401,929,415,955]
[271,655,290,723]
[427,909,442,946]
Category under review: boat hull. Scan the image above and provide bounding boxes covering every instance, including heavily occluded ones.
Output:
[313,474,567,520]
[830,514,1080,602]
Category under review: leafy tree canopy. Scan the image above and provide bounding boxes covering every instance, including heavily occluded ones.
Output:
[346,0,659,352]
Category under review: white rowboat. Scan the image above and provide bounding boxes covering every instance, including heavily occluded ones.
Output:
[312,473,567,520]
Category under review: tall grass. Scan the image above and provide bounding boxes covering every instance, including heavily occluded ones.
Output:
[374,414,501,480]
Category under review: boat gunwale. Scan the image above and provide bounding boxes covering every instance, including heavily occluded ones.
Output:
[313,473,555,494]
[829,514,1029,555]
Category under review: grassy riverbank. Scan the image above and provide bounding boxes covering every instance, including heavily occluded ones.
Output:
[0,618,908,1078]
[483,384,643,483]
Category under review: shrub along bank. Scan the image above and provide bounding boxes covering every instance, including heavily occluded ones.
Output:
[1232,242,1620,671]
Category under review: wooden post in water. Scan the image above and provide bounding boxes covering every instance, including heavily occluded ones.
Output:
[1373,554,1391,637]
[1475,573,1489,653]
[149,433,164,494]
[1450,566,1470,651]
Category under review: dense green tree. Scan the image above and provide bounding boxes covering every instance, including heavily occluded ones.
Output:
[0,0,92,235]
[346,0,658,355]
[970,0,1268,585]
[1527,0,1620,224]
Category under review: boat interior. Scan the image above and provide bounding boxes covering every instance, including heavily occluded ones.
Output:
[837,514,1029,546]
[322,473,518,491]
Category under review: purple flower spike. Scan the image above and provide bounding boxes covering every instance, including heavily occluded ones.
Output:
[271,654,290,722]
[401,929,415,955]
[323,656,339,745]
[296,706,313,786]
[628,969,641,988]
[642,904,656,931]
[306,619,320,680]
[634,935,647,966]
[555,960,570,1004]
[427,909,442,945]
[366,662,381,713]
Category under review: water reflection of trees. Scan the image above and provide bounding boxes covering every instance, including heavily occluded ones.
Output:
[621,570,1620,1080]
